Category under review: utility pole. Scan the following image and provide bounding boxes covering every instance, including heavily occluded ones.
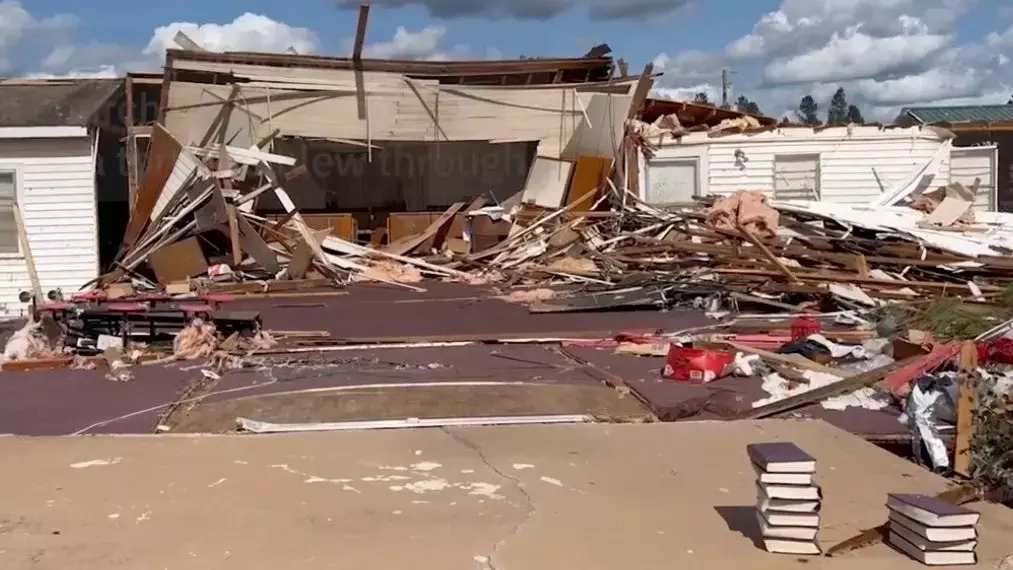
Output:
[721,69,731,109]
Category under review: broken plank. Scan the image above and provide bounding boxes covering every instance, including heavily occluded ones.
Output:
[257,162,337,275]
[723,341,849,378]
[737,224,799,283]
[953,340,978,477]
[235,213,281,274]
[738,356,917,419]
[384,202,467,256]
[227,204,243,267]
[287,228,331,279]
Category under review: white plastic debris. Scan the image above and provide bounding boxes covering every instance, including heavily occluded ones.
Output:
[899,373,958,470]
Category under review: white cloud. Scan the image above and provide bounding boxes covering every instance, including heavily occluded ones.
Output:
[653,83,720,103]
[331,0,690,21]
[763,29,950,84]
[23,9,493,79]
[143,13,320,57]
[360,25,447,59]
[0,1,78,72]
[653,0,1013,122]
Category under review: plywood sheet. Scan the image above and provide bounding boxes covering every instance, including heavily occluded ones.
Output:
[521,157,574,209]
[565,156,613,211]
[146,236,208,284]
[560,94,632,161]
[119,125,181,257]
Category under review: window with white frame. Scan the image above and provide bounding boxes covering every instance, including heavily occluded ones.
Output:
[0,170,18,254]
[773,154,820,201]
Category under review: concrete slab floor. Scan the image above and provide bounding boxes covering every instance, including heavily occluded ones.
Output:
[0,420,1011,570]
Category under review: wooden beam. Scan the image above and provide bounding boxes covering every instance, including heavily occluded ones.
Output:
[12,204,42,301]
[626,63,654,120]
[352,5,370,60]
[953,341,978,477]
[352,4,370,121]
[128,76,164,85]
[124,75,138,209]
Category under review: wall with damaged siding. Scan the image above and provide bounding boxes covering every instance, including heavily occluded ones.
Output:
[161,62,634,159]
[640,126,954,205]
[0,136,98,318]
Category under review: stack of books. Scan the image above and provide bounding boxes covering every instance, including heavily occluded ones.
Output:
[887,493,980,566]
[748,442,822,555]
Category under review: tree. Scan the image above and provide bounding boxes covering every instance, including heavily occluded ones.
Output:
[796,95,820,125]
[693,92,712,105]
[827,87,850,125]
[846,104,865,125]
[735,95,762,116]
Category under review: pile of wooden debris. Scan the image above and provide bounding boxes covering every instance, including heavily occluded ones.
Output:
[69,109,1013,319]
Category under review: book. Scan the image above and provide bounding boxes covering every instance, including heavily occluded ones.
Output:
[756,512,818,541]
[747,442,816,473]
[759,481,821,501]
[887,494,981,528]
[763,538,821,555]
[889,522,976,552]
[757,484,821,512]
[757,507,820,528]
[889,511,978,542]
[752,462,814,485]
[889,531,977,565]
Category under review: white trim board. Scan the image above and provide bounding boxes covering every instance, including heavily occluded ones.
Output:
[0,126,89,139]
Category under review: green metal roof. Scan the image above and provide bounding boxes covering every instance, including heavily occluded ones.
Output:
[902,104,1013,125]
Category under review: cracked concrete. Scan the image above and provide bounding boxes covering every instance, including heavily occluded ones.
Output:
[1,421,1013,569]
[441,427,535,570]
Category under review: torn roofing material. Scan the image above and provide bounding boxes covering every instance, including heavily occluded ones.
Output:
[165,47,616,86]
[771,200,1013,259]
[0,79,122,127]
[641,97,779,128]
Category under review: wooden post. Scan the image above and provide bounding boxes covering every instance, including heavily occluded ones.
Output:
[124,75,137,211]
[12,204,42,301]
[953,340,978,477]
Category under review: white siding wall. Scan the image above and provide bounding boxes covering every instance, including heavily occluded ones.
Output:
[950,146,998,212]
[0,136,98,319]
[641,127,952,206]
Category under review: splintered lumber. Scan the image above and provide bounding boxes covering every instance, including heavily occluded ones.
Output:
[723,342,847,378]
[287,229,331,279]
[739,356,918,419]
[953,341,978,477]
[227,204,242,266]
[321,236,470,280]
[257,162,338,276]
[736,223,799,283]
[385,201,467,255]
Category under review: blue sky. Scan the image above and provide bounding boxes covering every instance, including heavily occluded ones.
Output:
[6,0,1013,120]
